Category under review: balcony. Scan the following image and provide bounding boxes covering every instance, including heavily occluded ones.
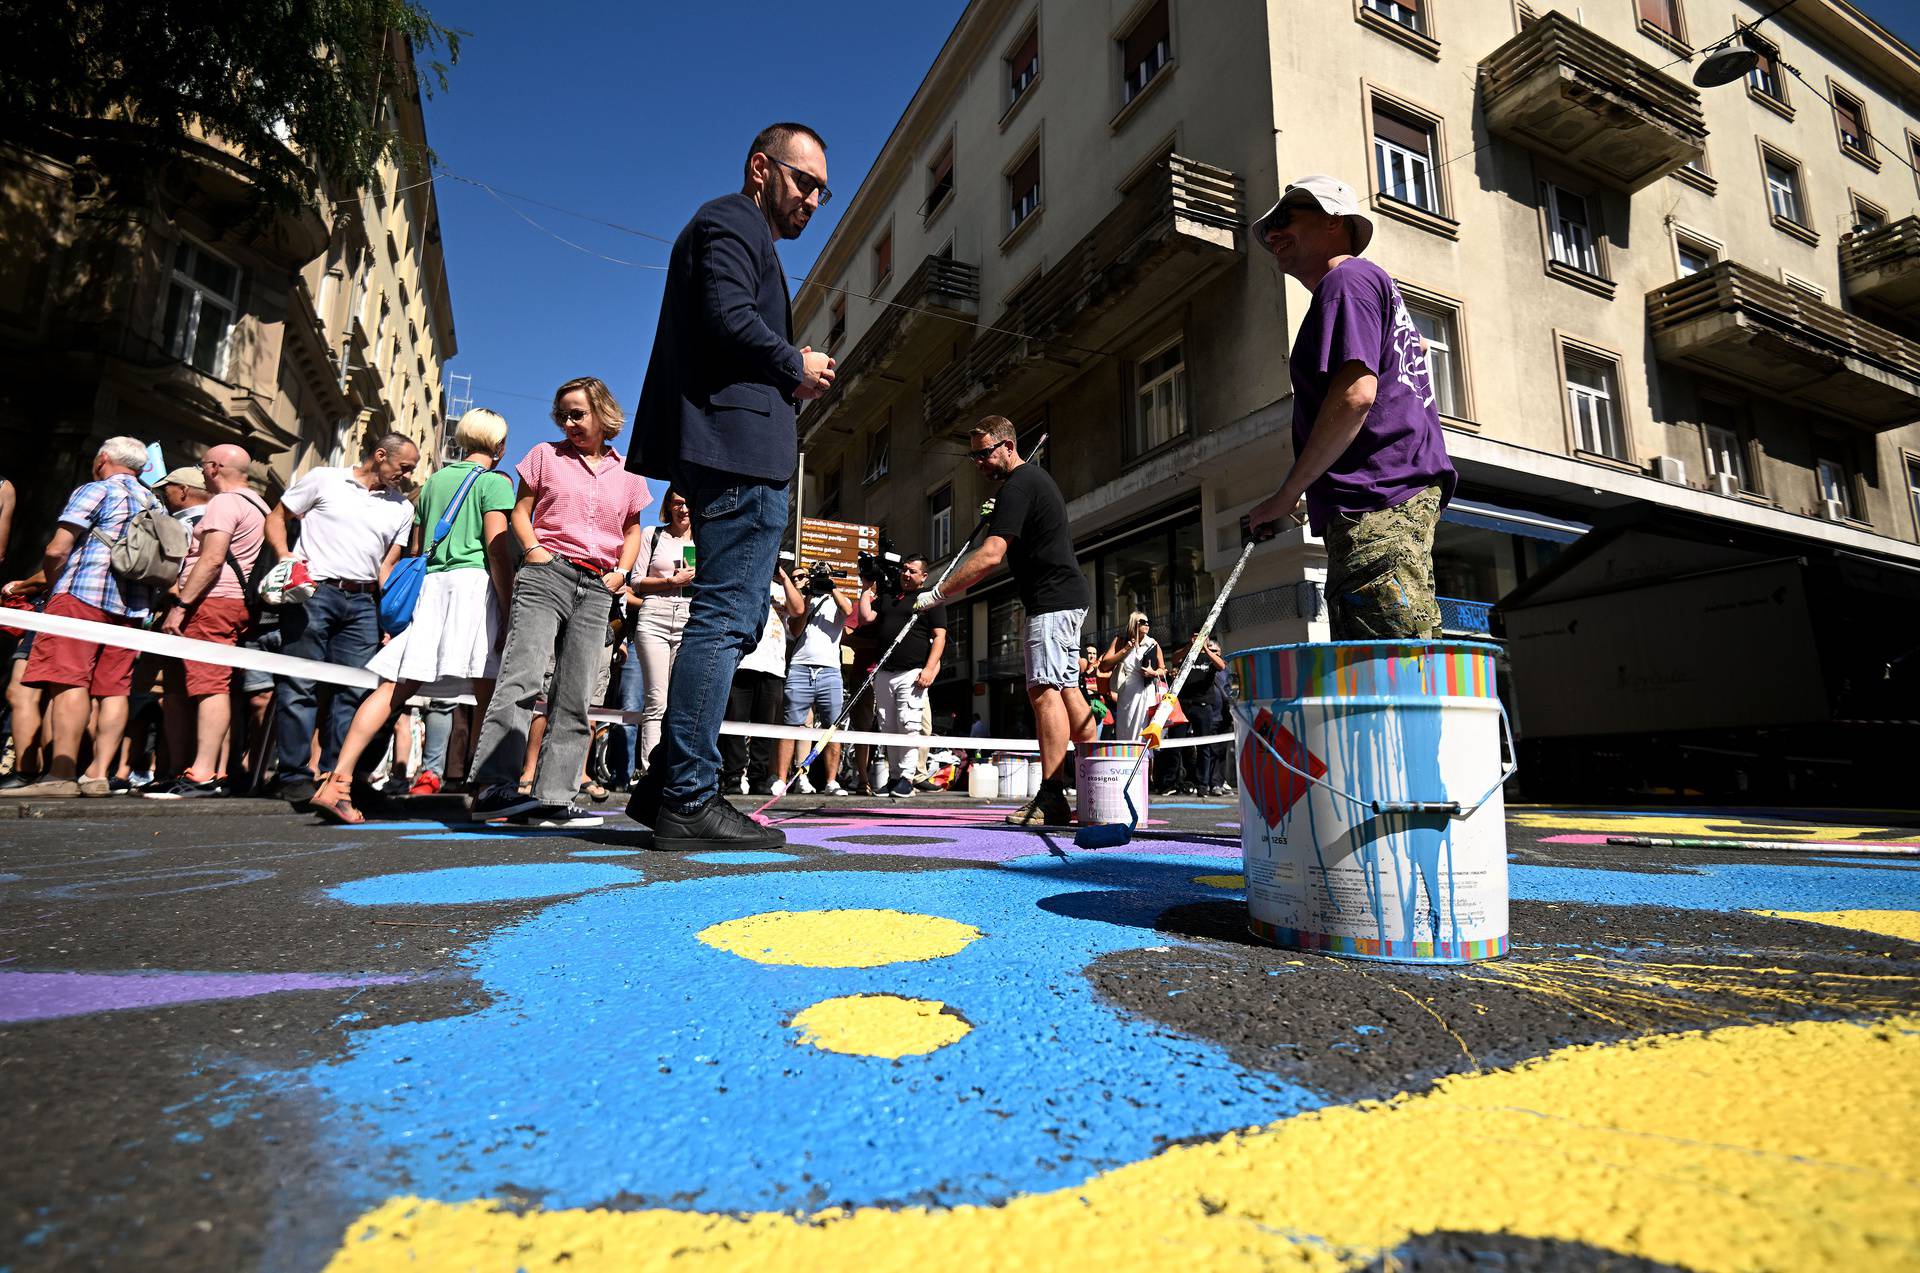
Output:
[1648,261,1920,429]
[798,253,980,437]
[1841,217,1920,319]
[923,153,1241,433]
[1479,12,1707,193]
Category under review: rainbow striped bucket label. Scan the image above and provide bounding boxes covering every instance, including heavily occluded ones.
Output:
[1227,641,1509,964]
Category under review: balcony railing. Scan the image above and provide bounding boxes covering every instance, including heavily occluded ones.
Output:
[1841,216,1920,318]
[799,254,980,433]
[1648,260,1920,429]
[923,153,1241,431]
[1480,11,1707,192]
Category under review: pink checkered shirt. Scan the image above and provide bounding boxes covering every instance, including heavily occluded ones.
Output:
[516,441,651,572]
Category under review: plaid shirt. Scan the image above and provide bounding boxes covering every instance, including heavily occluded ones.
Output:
[53,473,152,619]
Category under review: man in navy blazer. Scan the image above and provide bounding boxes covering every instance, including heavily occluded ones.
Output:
[627,121,835,849]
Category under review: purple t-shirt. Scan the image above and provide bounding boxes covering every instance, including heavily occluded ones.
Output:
[1289,257,1457,534]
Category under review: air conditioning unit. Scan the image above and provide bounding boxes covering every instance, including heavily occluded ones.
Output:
[1651,455,1687,484]
[1820,498,1846,522]
[1711,471,1738,497]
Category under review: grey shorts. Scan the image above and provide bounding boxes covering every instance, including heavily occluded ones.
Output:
[1023,607,1086,690]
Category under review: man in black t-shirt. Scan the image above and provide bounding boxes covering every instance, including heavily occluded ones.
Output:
[860,554,947,797]
[916,415,1092,826]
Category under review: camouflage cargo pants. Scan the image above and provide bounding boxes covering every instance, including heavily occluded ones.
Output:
[1324,484,1444,640]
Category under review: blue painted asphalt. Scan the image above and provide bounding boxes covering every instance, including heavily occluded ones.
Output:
[326,863,645,906]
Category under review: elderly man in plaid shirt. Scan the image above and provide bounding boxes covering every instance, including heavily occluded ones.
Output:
[0,436,154,798]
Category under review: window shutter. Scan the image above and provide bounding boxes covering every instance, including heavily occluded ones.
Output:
[1122,1,1171,72]
[1372,106,1432,158]
[1635,0,1677,35]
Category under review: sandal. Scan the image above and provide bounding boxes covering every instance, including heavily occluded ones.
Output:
[579,781,610,802]
[310,786,365,825]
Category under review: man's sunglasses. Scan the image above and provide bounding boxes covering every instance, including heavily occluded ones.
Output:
[765,155,833,206]
[968,439,1010,462]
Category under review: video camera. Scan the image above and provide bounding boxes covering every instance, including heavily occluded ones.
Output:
[857,534,905,596]
[781,551,849,598]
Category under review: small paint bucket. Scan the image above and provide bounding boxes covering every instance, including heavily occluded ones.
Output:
[1226,641,1512,963]
[967,759,999,798]
[1075,741,1149,828]
[996,753,1030,799]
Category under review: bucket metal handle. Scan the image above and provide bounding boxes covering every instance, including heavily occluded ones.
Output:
[1230,699,1516,821]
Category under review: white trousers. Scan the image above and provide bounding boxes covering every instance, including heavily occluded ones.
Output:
[877,668,928,781]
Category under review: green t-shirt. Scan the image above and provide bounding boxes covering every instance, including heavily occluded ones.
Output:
[416,460,517,573]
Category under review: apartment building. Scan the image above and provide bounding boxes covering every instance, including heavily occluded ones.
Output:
[789,0,1920,734]
[0,31,455,565]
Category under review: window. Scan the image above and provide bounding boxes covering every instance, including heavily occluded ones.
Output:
[1636,0,1685,43]
[1007,144,1041,235]
[864,423,890,485]
[1676,235,1718,276]
[1543,182,1601,276]
[1782,272,1825,302]
[1816,449,1857,520]
[1851,194,1887,233]
[1119,0,1171,105]
[1007,21,1039,109]
[1907,455,1920,539]
[872,228,893,290]
[1747,40,1787,105]
[1831,86,1874,162]
[1130,338,1188,457]
[1404,298,1463,419]
[1373,104,1438,212]
[1702,403,1753,493]
[924,140,955,220]
[1363,0,1424,33]
[927,485,953,561]
[828,295,846,352]
[816,467,842,520]
[164,240,240,377]
[1564,348,1626,461]
[1763,151,1806,227]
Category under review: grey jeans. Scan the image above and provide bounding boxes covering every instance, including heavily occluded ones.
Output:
[632,595,688,773]
[470,558,614,805]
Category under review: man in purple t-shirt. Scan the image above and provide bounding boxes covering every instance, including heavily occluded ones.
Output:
[1246,175,1457,639]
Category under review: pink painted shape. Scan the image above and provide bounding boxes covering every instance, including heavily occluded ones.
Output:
[0,970,418,1025]
[1541,833,1920,851]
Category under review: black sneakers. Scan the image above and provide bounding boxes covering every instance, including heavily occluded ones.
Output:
[886,777,915,798]
[650,794,787,851]
[470,782,540,821]
[1006,780,1074,827]
[625,770,665,826]
[143,775,228,800]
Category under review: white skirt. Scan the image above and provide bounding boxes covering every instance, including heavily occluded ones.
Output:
[367,568,501,689]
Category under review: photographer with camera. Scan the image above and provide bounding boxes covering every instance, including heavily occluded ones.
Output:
[774,559,854,795]
[857,551,946,798]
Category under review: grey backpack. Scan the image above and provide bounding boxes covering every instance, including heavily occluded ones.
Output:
[90,490,189,588]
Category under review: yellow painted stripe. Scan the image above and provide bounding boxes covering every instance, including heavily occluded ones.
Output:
[1751,910,1920,944]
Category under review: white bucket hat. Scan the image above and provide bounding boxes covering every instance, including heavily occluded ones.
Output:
[1253,175,1375,256]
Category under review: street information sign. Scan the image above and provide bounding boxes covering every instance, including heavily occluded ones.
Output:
[799,516,880,577]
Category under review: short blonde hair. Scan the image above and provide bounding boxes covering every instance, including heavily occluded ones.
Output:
[552,376,626,439]
[453,408,509,457]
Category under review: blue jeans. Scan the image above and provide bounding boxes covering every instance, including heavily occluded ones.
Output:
[609,637,646,780]
[657,463,786,810]
[273,584,379,783]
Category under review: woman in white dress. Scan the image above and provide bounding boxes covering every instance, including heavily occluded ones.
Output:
[1100,611,1166,741]
[616,488,694,780]
[310,410,516,824]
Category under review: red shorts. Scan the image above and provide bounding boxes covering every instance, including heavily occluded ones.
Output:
[164,596,252,697]
[23,593,137,697]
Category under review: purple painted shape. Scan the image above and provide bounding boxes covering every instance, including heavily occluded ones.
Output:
[778,824,1239,862]
[0,970,418,1025]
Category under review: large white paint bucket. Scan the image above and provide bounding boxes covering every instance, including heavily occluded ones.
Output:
[1025,757,1044,794]
[1227,641,1512,963]
[967,759,999,798]
[996,754,1031,800]
[1076,741,1150,827]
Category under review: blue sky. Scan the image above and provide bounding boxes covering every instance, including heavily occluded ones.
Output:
[421,0,1920,503]
[422,0,969,504]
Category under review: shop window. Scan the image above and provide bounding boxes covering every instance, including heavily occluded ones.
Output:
[1130,338,1188,458]
[927,484,953,561]
[864,423,890,486]
[1007,142,1042,236]
[1372,103,1439,213]
[1007,20,1039,110]
[164,240,241,378]
[1563,347,1626,461]
[1119,0,1171,105]
[1404,297,1464,419]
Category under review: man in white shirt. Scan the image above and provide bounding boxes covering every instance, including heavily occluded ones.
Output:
[774,561,854,795]
[262,431,417,802]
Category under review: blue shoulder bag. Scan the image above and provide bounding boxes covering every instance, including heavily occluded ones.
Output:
[379,464,487,637]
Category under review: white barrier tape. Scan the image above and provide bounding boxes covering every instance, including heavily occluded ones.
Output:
[0,607,379,689]
[0,608,1235,753]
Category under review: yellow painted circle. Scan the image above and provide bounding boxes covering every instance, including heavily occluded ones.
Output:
[697,908,981,967]
[790,994,972,1058]
[1193,874,1245,890]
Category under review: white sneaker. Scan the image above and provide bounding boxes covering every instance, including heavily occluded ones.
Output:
[822,780,846,796]
[794,772,815,794]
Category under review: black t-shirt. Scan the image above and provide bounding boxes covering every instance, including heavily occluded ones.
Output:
[872,588,947,672]
[987,462,1089,613]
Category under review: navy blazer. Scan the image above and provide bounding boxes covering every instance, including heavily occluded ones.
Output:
[631,192,804,484]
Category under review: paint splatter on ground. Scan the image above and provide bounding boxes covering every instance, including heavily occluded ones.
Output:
[0,798,1915,1271]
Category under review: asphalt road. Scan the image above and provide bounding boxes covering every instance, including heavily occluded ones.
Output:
[2,792,1916,1271]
